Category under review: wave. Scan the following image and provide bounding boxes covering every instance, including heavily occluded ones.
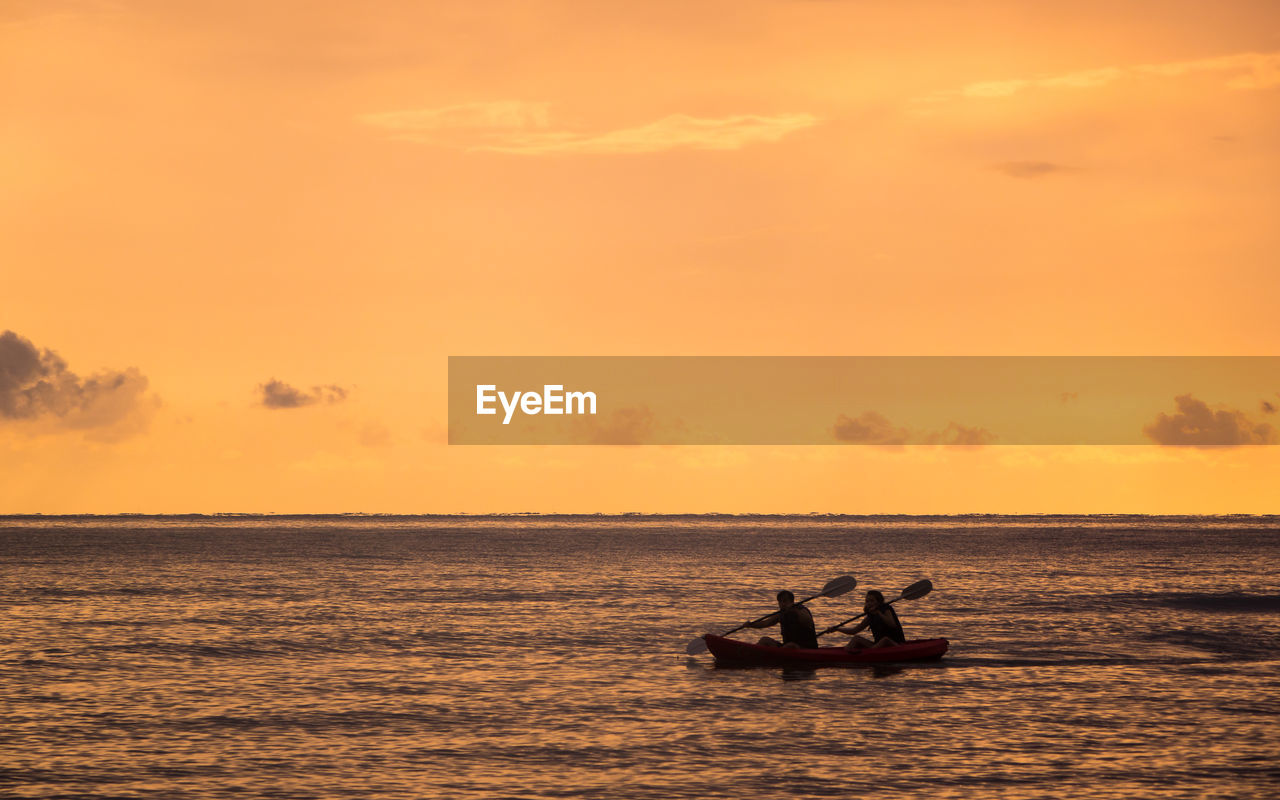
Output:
[1139,592,1280,612]
[1015,591,1280,614]
[24,585,193,599]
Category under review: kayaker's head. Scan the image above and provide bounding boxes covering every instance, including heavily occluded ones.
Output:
[776,590,795,610]
[864,590,885,611]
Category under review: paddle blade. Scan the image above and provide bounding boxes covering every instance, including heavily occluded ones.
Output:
[685,635,709,655]
[900,579,933,601]
[820,575,858,598]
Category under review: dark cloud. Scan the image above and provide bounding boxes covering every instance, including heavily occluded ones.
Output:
[1262,399,1277,415]
[318,385,348,403]
[991,161,1074,179]
[832,411,909,445]
[258,379,347,409]
[1143,394,1277,446]
[0,330,154,438]
[259,380,310,409]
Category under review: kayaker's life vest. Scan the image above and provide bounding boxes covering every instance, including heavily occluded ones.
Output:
[869,606,906,644]
[780,606,818,648]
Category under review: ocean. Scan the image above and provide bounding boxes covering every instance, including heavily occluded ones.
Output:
[2,515,1277,799]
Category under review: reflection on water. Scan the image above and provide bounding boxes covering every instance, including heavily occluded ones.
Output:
[1,515,1277,799]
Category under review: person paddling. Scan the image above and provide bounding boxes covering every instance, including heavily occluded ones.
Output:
[835,590,906,650]
[746,590,819,648]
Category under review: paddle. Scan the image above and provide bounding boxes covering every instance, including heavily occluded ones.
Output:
[685,575,857,655]
[817,578,933,637]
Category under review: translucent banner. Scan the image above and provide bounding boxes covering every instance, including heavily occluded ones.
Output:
[447,357,1280,445]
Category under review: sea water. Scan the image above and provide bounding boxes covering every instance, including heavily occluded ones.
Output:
[2,515,1277,799]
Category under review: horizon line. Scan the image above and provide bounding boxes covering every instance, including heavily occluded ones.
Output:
[2,511,1276,518]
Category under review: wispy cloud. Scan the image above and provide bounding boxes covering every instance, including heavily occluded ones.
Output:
[1,0,119,28]
[359,101,552,139]
[991,161,1076,179]
[359,421,392,447]
[486,113,820,155]
[957,51,1280,99]
[359,101,819,155]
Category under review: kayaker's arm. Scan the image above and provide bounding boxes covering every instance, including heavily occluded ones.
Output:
[745,612,782,628]
[834,618,870,635]
[842,607,891,632]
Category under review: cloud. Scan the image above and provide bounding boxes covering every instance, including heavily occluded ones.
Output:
[486,113,820,155]
[359,101,819,155]
[960,79,1032,99]
[359,422,392,447]
[258,379,347,410]
[574,406,659,445]
[1143,394,1277,447]
[359,101,551,138]
[922,423,998,446]
[1,0,116,27]
[991,161,1075,179]
[0,330,155,440]
[420,423,449,444]
[1040,67,1126,90]
[1061,392,1079,403]
[1137,52,1280,90]
[957,50,1280,99]
[1260,396,1277,415]
[833,411,995,448]
[832,411,910,446]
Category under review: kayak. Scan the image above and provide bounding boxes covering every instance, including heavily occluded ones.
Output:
[703,634,949,666]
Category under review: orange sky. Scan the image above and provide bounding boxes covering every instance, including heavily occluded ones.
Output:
[3,0,1279,513]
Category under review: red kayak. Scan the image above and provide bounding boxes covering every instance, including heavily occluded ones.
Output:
[703,634,949,666]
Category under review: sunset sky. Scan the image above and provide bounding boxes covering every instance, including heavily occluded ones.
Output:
[3,0,1278,513]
